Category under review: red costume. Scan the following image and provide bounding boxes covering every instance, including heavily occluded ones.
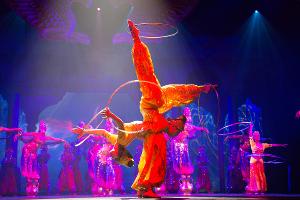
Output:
[245,124,286,193]
[246,137,271,193]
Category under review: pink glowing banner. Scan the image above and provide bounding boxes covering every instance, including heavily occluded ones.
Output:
[9,0,92,45]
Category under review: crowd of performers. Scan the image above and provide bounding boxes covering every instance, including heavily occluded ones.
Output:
[0,20,288,197]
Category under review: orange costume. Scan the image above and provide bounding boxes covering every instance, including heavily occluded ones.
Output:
[72,20,215,197]
[127,20,213,194]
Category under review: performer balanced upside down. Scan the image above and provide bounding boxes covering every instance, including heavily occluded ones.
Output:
[72,19,216,197]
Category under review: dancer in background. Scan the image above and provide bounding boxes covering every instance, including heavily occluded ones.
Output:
[58,143,76,194]
[224,133,250,189]
[96,142,115,195]
[0,127,21,196]
[14,120,66,196]
[171,107,209,195]
[195,146,212,193]
[246,123,287,194]
[226,146,243,193]
[38,145,50,195]
[70,142,83,194]
[105,118,125,194]
[87,136,103,195]
[85,119,118,196]
[0,148,18,196]
[172,107,209,174]
[112,158,125,194]
[165,142,180,193]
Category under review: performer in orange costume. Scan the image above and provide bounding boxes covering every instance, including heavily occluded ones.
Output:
[73,20,216,197]
[128,19,216,197]
[246,123,287,194]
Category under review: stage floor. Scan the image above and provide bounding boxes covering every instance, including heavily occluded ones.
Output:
[2,194,300,200]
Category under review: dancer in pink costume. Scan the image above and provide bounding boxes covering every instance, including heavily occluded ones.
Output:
[96,142,115,195]
[105,118,125,194]
[85,119,118,196]
[195,146,211,193]
[225,133,251,188]
[58,143,76,194]
[171,107,209,195]
[87,137,103,195]
[0,148,18,196]
[71,143,84,194]
[246,123,287,194]
[14,120,66,196]
[112,161,125,194]
[37,145,50,194]
[154,133,171,195]
[165,141,180,193]
[0,127,22,196]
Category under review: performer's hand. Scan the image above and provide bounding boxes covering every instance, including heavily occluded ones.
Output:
[14,133,21,142]
[224,136,229,143]
[72,127,84,135]
[100,107,111,119]
[203,84,217,93]
[211,84,218,90]
[15,128,22,132]
[201,127,209,134]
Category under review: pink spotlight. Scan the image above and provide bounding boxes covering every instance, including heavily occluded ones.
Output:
[97,7,101,12]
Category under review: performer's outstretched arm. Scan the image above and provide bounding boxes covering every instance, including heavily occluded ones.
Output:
[44,136,66,144]
[0,127,22,133]
[248,123,254,138]
[263,143,288,149]
[100,107,143,146]
[72,127,118,145]
[192,125,209,133]
[100,108,124,132]
[14,132,37,142]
